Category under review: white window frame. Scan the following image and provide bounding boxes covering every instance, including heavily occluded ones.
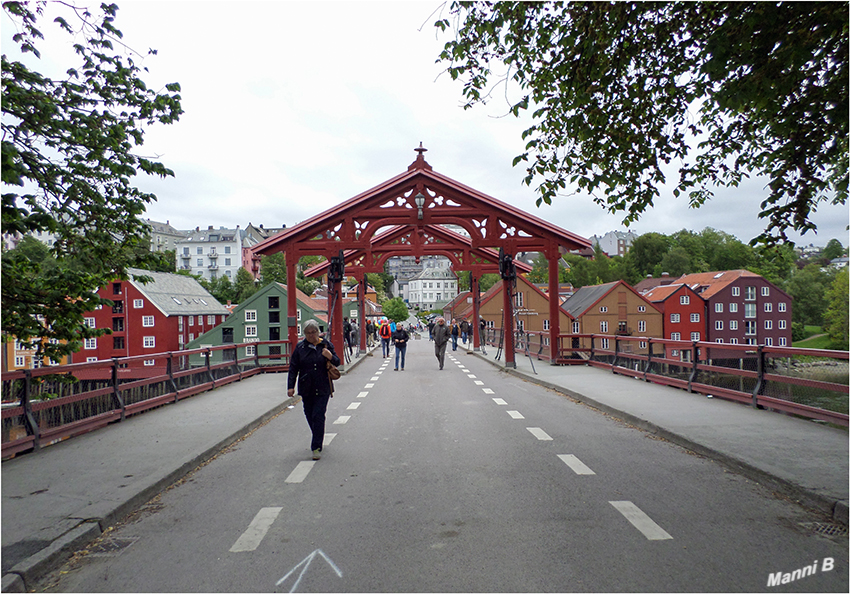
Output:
[84,338,97,349]
[189,316,194,326]
[144,359,155,366]
[745,303,757,318]
[690,332,700,341]
[142,315,155,327]
[680,295,690,305]
[729,303,738,313]
[600,321,608,333]
[543,319,550,331]
[638,306,646,312]
[715,321,723,330]
[732,287,740,297]
[778,302,787,312]
[572,322,580,333]
[779,320,786,330]
[14,355,25,368]
[143,336,156,348]
[84,317,96,328]
[670,313,680,323]
[715,303,723,313]
[208,315,215,324]
[745,286,756,300]
[764,302,772,312]
[245,310,257,322]
[599,306,608,313]
[134,299,144,308]
[765,320,773,330]
[638,320,646,333]
[761,286,770,296]
[245,325,258,338]
[730,320,738,330]
[671,332,681,341]
[779,337,787,346]
[690,313,700,323]
[245,345,256,356]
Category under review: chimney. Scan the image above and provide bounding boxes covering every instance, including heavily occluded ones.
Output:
[661,272,669,277]
[208,225,213,230]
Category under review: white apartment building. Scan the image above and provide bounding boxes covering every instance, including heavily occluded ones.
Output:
[407,262,458,311]
[176,226,257,281]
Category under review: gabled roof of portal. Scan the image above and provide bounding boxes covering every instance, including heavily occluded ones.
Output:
[252,147,591,259]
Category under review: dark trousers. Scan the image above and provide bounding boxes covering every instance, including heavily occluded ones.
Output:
[435,342,447,368]
[302,393,331,451]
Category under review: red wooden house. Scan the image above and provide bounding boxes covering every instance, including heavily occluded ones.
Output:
[642,283,706,360]
[71,268,229,375]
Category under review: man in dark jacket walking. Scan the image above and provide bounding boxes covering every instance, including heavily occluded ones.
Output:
[432,317,451,370]
[392,324,410,371]
[288,319,341,460]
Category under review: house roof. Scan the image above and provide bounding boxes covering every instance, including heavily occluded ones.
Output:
[127,268,228,317]
[675,269,761,299]
[633,274,676,294]
[561,281,620,318]
[642,283,690,303]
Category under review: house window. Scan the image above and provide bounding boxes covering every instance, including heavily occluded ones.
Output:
[716,338,724,343]
[639,341,647,349]
[351,310,358,318]
[113,337,124,350]
[779,337,787,346]
[144,359,155,366]
[670,313,680,323]
[671,332,681,341]
[208,315,215,324]
[189,316,194,326]
[134,299,144,308]
[113,282,122,295]
[245,325,258,337]
[197,247,203,255]
[779,320,786,330]
[680,295,690,305]
[690,313,700,323]
[600,306,608,313]
[572,322,580,333]
[143,336,156,348]
[638,320,646,333]
[84,338,97,349]
[729,303,738,313]
[297,324,303,336]
[269,296,279,309]
[715,321,723,330]
[14,356,25,368]
[197,259,203,266]
[778,302,787,312]
[764,303,772,312]
[730,338,738,344]
[744,304,756,318]
[178,317,183,332]
[84,317,96,328]
[765,320,773,330]
[600,321,608,333]
[297,309,302,321]
[601,338,610,349]
[246,310,257,322]
[745,286,756,300]
[761,286,770,296]
[224,258,231,266]
[732,287,740,297]
[516,292,524,307]
[543,319,550,331]
[142,316,155,327]
[224,246,231,254]
[690,332,701,341]
[745,321,757,335]
[246,345,256,356]
[730,320,738,330]
[638,306,646,312]
[715,303,723,313]
[112,300,123,313]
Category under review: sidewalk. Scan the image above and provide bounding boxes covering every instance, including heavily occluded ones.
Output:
[466,344,849,524]
[2,343,847,592]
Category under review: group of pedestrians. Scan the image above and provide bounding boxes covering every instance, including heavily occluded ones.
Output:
[288,315,465,459]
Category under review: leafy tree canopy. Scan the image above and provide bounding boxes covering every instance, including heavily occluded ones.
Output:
[382,297,409,323]
[436,1,848,245]
[823,268,849,348]
[822,238,846,260]
[2,1,182,360]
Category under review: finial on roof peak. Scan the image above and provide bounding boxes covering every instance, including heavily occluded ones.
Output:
[409,141,432,171]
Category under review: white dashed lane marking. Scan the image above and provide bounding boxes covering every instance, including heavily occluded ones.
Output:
[229,507,283,552]
[323,433,336,446]
[347,402,361,410]
[474,381,485,386]
[365,383,374,388]
[492,398,507,405]
[285,462,315,484]
[482,388,495,394]
[558,454,596,475]
[357,392,369,398]
[467,374,477,378]
[370,377,380,381]
[526,427,552,440]
[609,501,673,540]
[333,416,351,425]
[507,410,524,419]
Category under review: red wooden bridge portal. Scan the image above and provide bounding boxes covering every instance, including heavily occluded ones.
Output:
[251,145,591,368]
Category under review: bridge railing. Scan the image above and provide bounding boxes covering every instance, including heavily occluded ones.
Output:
[479,328,848,427]
[2,341,290,459]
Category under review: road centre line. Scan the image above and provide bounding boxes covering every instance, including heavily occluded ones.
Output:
[558,454,596,475]
[482,388,495,394]
[492,398,508,405]
[467,374,477,378]
[229,507,283,552]
[323,433,337,446]
[609,501,673,540]
[370,376,380,381]
[333,416,351,425]
[507,410,524,419]
[365,383,374,388]
[285,462,316,484]
[357,392,369,398]
[347,402,361,410]
[474,381,485,385]
[527,427,553,440]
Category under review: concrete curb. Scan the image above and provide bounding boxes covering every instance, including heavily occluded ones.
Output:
[1,396,299,593]
[471,352,849,525]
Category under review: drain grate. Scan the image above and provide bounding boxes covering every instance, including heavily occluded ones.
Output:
[801,522,848,537]
[88,536,140,557]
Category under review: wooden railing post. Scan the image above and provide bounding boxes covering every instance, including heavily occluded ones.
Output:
[111,358,126,420]
[752,345,766,408]
[167,352,179,403]
[21,369,40,450]
[687,343,699,393]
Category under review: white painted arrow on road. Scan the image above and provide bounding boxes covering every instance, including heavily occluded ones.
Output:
[276,549,343,592]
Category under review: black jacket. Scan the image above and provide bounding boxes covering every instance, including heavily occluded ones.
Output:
[392,328,409,347]
[288,338,341,398]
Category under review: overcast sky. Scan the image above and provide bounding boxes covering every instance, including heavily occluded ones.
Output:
[5,1,848,247]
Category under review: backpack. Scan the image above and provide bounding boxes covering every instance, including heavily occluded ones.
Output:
[380,324,391,339]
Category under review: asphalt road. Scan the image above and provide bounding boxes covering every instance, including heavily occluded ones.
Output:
[36,340,848,592]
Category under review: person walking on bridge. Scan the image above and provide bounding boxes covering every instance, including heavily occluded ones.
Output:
[287,319,340,460]
[379,319,392,358]
[392,324,410,371]
[433,317,451,370]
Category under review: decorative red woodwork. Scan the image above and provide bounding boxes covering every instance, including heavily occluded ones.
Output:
[251,146,591,367]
